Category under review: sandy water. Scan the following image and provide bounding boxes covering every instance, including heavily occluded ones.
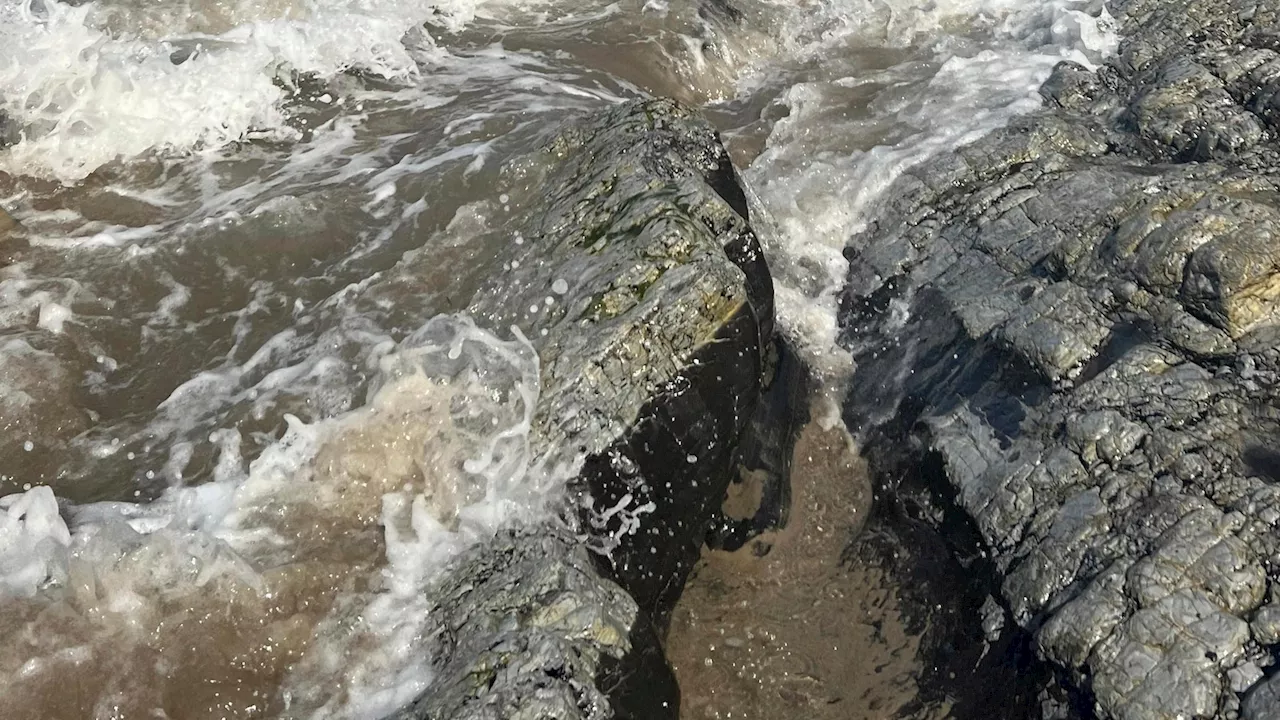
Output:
[669,396,1065,720]
[0,0,1116,716]
[667,411,927,720]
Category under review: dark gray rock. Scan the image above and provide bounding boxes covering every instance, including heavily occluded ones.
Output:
[840,2,1280,719]
[384,527,670,720]
[0,205,25,266]
[470,96,771,625]
[1245,672,1280,720]
[390,98,773,719]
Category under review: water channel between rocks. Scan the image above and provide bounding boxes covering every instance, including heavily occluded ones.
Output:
[669,397,1063,720]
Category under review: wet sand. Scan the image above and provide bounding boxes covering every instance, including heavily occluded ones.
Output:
[667,413,952,720]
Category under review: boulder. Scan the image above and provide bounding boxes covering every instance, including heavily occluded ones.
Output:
[388,98,773,719]
[0,207,17,234]
[840,2,1280,719]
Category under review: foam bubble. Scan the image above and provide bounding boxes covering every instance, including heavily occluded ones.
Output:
[0,486,71,599]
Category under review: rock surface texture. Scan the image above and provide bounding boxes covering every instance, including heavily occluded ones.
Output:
[842,2,1280,719]
[389,99,772,720]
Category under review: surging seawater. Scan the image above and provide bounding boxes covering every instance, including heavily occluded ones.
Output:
[0,0,1117,716]
[725,0,1119,397]
[0,0,475,182]
[1,315,563,718]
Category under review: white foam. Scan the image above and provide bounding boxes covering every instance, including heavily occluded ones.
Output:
[273,315,570,717]
[740,0,1117,384]
[0,487,71,599]
[0,272,86,336]
[0,0,488,182]
[35,300,72,333]
[750,0,1117,59]
[1,0,290,182]
[0,314,568,718]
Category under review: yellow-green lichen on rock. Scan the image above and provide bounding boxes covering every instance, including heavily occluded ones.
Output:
[390,99,773,720]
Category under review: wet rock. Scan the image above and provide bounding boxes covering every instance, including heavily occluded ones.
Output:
[385,527,673,720]
[1131,56,1266,160]
[0,111,16,150]
[706,337,809,552]
[470,97,771,625]
[1254,594,1280,646]
[1244,672,1280,720]
[393,99,772,719]
[840,2,1280,719]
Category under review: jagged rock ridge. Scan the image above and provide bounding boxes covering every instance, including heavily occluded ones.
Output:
[841,2,1280,719]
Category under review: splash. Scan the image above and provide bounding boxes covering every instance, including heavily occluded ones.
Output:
[0,0,481,182]
[0,314,565,719]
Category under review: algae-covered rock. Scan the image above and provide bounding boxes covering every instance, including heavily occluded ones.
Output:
[390,98,772,719]
[840,2,1280,719]
[384,527,670,720]
[470,98,771,624]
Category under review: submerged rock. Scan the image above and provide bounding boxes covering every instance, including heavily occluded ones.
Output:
[0,333,90,494]
[389,98,772,719]
[841,2,1280,719]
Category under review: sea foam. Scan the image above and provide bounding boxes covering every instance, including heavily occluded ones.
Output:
[0,314,564,719]
[0,0,481,182]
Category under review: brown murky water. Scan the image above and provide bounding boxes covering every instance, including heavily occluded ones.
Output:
[0,322,545,719]
[668,410,951,720]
